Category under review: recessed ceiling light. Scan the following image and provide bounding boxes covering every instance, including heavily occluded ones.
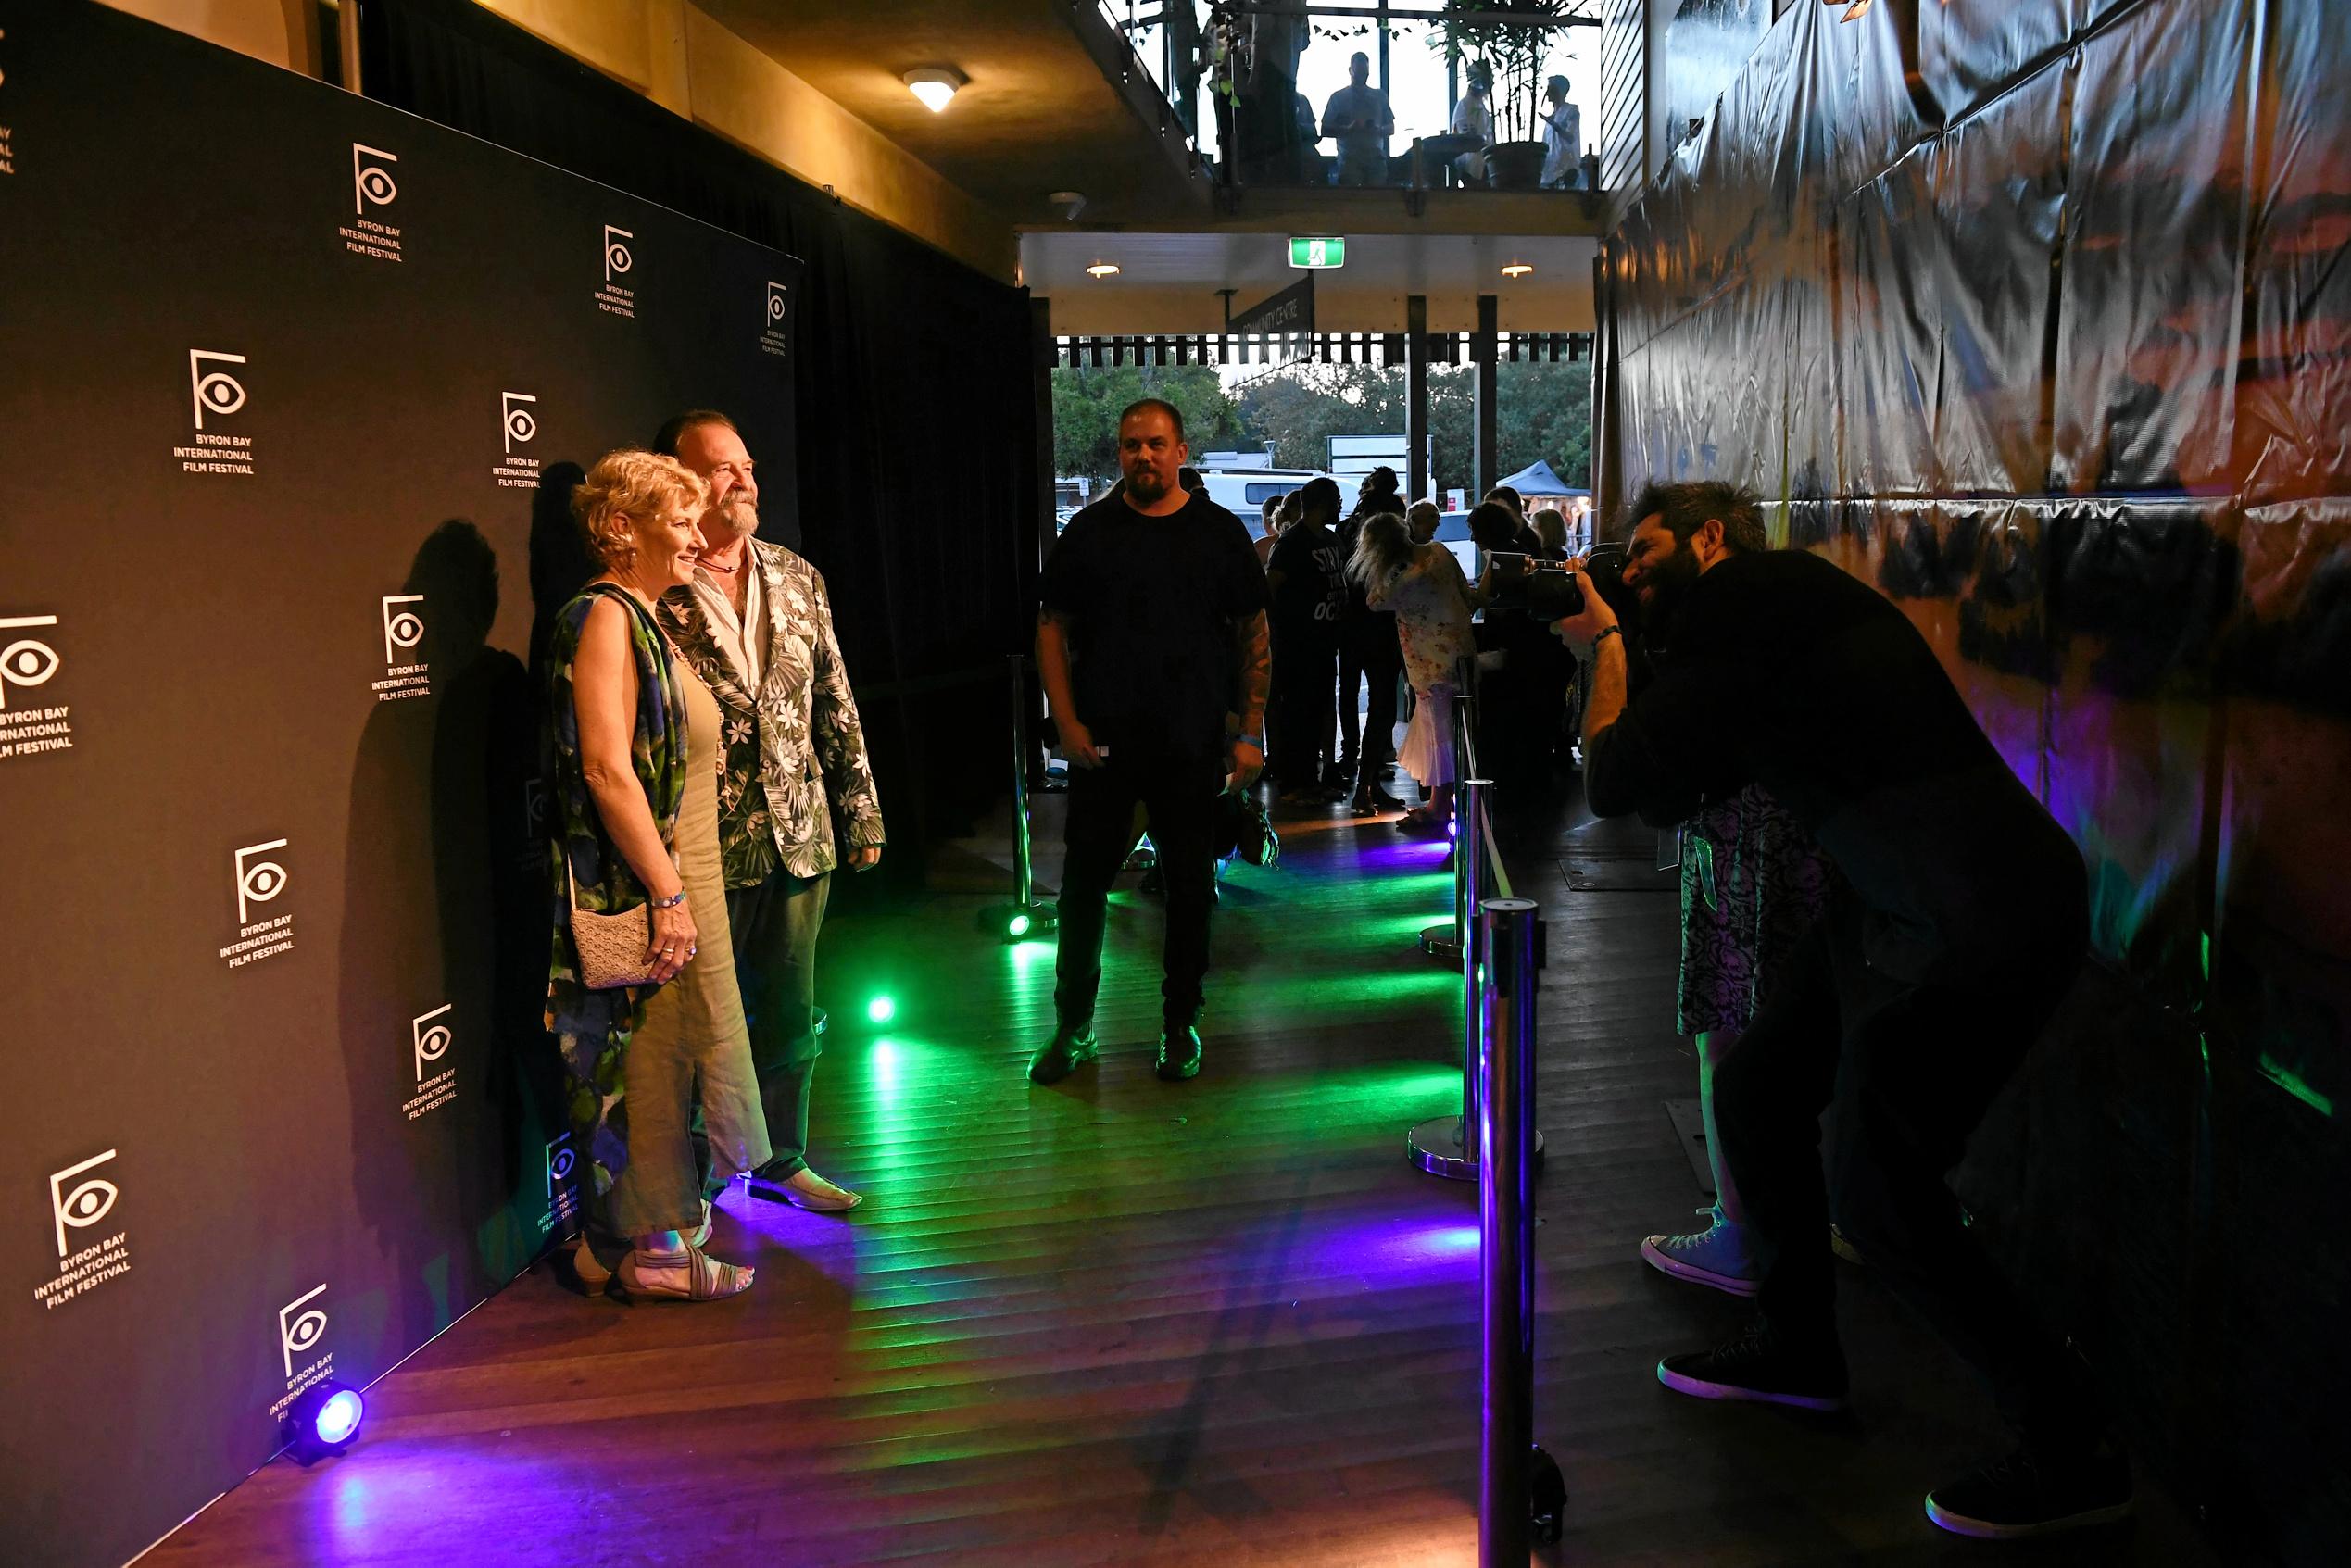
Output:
[903,67,965,113]
[1502,260,1534,279]
[1086,261,1121,279]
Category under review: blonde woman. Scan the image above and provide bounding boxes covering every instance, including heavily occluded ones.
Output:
[1349,509,1487,834]
[546,450,769,1301]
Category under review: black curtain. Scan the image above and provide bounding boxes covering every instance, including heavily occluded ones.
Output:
[362,0,1039,887]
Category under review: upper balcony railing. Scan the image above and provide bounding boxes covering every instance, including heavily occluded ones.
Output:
[1096,2,1603,194]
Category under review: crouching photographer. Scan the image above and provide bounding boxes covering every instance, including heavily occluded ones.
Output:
[1552,481,2125,1540]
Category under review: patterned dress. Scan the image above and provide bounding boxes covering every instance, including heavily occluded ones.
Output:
[543,586,766,1228]
[1676,783,1838,1036]
[1369,544,1478,787]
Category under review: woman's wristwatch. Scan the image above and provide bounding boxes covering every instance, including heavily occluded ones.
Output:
[649,887,688,909]
[1237,734,1265,750]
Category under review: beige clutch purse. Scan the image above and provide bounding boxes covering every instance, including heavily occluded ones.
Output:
[567,857,657,991]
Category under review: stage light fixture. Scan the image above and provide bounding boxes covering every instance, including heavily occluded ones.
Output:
[283,1381,365,1464]
[1086,260,1122,279]
[903,68,966,113]
[866,995,898,1025]
[1502,260,1534,279]
[1007,912,1032,937]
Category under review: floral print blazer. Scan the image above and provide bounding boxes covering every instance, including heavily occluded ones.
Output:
[657,540,885,886]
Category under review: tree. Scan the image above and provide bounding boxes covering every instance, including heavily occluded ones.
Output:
[1050,363,1239,483]
[1229,358,1590,497]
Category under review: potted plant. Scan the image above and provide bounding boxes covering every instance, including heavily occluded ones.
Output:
[1435,0,1574,188]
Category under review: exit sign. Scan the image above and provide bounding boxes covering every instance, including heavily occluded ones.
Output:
[1289,235,1346,269]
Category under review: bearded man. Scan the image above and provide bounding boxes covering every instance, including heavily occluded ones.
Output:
[1552,481,2122,1539]
[653,409,883,1213]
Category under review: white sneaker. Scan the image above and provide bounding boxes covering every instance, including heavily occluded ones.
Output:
[1640,1205,1764,1297]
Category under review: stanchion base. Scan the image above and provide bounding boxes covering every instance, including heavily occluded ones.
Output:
[1407,1115,1546,1180]
[1419,922,1462,963]
[1531,1444,1568,1542]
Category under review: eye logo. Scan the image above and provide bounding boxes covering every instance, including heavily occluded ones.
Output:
[765,281,789,325]
[49,1149,119,1259]
[412,1003,453,1081]
[280,1284,328,1377]
[352,144,399,211]
[545,1134,577,1198]
[501,392,538,454]
[522,778,549,836]
[381,594,424,663]
[189,350,248,430]
[604,225,634,281]
[0,614,60,710]
[234,839,289,922]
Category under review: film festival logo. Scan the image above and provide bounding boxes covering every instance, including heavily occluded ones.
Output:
[32,1149,132,1312]
[220,837,296,971]
[373,593,430,702]
[595,223,636,319]
[176,349,254,477]
[761,279,790,358]
[493,391,541,489]
[0,612,73,765]
[271,1284,336,1416]
[340,142,404,262]
[538,1133,583,1236]
[403,1003,459,1121]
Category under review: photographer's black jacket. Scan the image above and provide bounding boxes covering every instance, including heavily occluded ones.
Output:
[1585,549,2083,985]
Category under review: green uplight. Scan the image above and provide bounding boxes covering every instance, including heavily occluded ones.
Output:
[1007,912,1031,937]
[866,995,898,1024]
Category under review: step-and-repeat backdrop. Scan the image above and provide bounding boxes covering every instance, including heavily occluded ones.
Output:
[0,6,803,1563]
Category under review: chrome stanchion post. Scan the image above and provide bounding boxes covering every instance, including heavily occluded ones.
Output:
[1410,767,1490,1180]
[1010,654,1035,911]
[1417,684,1469,963]
[983,654,1055,943]
[1477,897,1562,1561]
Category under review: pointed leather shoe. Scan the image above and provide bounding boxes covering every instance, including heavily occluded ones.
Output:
[1028,1026,1098,1085]
[1155,1025,1203,1081]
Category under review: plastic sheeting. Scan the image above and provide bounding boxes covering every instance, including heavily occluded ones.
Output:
[1597,1,2348,1555]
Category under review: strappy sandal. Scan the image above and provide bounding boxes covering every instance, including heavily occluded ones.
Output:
[617,1242,755,1301]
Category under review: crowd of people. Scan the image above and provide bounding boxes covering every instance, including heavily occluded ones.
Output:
[533,394,2125,1541]
[1029,401,2130,1542]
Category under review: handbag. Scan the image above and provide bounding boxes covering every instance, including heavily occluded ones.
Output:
[566,855,658,991]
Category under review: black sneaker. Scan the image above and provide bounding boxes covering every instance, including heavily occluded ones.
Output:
[1027,1025,1098,1085]
[1656,1326,1849,1411]
[1925,1447,2133,1540]
[1155,1024,1202,1081]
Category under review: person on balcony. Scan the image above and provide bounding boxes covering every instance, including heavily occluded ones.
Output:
[1322,51,1395,186]
[1449,59,1495,185]
[1540,75,1582,189]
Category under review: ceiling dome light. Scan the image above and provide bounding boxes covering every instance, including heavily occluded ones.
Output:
[1502,260,1534,279]
[1086,261,1121,279]
[903,67,966,113]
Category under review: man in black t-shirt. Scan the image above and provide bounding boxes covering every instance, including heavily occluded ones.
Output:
[1553,481,2124,1541]
[1032,399,1272,1085]
[1264,476,1349,799]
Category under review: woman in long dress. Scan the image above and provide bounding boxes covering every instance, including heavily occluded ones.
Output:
[546,450,770,1301]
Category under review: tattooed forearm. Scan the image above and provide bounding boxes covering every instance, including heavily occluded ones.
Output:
[1234,610,1270,734]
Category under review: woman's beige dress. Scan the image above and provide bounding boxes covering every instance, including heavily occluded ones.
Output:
[603,658,771,1237]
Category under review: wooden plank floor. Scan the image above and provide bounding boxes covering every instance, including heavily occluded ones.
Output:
[148,785,2222,1568]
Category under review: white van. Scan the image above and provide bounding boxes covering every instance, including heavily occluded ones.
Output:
[1194,468,1361,536]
